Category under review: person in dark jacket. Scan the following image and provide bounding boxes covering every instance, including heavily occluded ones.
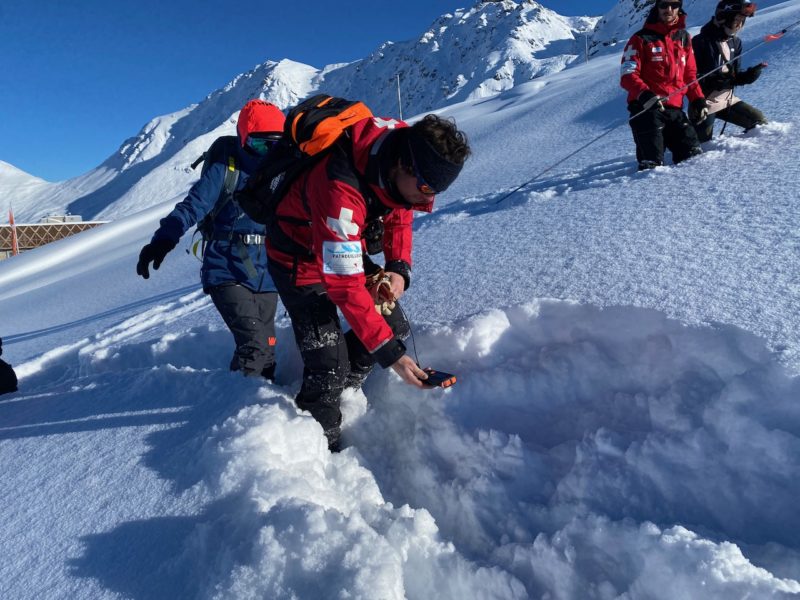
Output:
[137,100,285,380]
[0,337,19,396]
[691,1,767,142]
[620,0,706,170]
[266,112,470,451]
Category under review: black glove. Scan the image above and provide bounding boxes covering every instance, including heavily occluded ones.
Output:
[735,63,765,86]
[638,90,665,112]
[136,238,177,279]
[688,98,710,124]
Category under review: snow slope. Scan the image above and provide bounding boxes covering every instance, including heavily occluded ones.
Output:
[1,1,800,598]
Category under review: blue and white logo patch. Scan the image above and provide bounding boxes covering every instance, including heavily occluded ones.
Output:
[621,61,638,75]
[323,241,364,275]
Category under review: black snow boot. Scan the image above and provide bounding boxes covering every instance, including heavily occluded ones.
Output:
[638,160,662,171]
[261,363,276,382]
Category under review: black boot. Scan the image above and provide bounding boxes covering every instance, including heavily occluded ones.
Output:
[638,160,662,171]
[261,363,276,382]
[325,427,342,453]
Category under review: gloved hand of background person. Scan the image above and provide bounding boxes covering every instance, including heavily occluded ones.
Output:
[136,238,177,279]
[639,90,665,112]
[689,98,710,124]
[736,62,767,86]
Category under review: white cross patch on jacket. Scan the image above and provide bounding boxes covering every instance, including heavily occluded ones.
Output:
[373,117,401,129]
[327,207,360,240]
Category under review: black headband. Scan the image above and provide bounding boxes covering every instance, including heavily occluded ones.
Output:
[406,130,463,194]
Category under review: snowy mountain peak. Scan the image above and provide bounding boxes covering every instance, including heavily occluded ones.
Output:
[317,1,598,116]
[112,59,317,175]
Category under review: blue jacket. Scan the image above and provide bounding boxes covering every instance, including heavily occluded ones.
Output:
[152,138,276,293]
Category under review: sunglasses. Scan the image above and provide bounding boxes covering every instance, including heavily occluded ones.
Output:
[406,147,437,196]
[657,2,681,9]
[246,134,282,155]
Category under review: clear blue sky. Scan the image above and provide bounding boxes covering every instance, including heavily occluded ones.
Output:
[0,0,613,181]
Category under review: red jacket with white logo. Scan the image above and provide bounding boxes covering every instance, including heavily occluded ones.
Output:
[620,14,704,108]
[267,116,433,358]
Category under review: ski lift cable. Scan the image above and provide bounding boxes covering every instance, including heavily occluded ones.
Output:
[492,18,800,206]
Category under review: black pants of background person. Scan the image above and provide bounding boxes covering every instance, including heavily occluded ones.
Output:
[0,337,18,396]
[694,100,767,143]
[208,283,278,379]
[0,360,17,396]
[269,262,410,450]
[628,103,702,169]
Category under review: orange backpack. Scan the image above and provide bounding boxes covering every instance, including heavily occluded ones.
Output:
[237,95,373,225]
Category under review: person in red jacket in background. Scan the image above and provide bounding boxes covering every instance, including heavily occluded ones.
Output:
[267,113,471,451]
[620,0,707,170]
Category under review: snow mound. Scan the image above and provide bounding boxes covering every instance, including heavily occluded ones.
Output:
[15,298,797,598]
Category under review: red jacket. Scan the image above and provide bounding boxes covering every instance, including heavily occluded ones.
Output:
[620,14,704,108]
[267,116,433,356]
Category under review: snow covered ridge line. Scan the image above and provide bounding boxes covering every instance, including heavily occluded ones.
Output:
[53,297,799,598]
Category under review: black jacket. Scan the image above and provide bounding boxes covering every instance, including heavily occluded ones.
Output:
[692,20,744,94]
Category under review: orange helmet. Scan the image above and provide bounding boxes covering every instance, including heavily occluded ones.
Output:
[237,100,285,147]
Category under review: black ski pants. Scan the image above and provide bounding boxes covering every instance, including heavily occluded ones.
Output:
[269,262,409,446]
[628,102,702,166]
[0,359,17,396]
[694,100,767,143]
[0,337,17,396]
[208,283,278,377]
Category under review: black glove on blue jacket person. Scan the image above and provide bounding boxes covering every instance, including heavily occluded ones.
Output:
[136,237,178,279]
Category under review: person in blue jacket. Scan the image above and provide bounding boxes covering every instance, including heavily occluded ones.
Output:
[136,100,285,380]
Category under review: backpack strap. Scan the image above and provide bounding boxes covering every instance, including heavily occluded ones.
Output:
[671,29,691,48]
[214,156,260,280]
[196,154,239,246]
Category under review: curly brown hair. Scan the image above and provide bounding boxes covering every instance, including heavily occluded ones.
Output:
[411,115,471,166]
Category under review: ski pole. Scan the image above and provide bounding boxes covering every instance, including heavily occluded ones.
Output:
[493,19,799,206]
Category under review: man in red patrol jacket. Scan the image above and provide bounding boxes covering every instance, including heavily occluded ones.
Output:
[267,113,471,451]
[620,0,707,170]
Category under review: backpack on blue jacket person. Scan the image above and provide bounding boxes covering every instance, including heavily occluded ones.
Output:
[136,100,286,380]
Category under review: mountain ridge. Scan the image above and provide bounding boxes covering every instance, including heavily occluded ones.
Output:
[3,0,598,222]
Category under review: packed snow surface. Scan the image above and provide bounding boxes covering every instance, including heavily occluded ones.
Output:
[1,1,799,598]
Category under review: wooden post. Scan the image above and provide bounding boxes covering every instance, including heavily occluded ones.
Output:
[8,207,18,256]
